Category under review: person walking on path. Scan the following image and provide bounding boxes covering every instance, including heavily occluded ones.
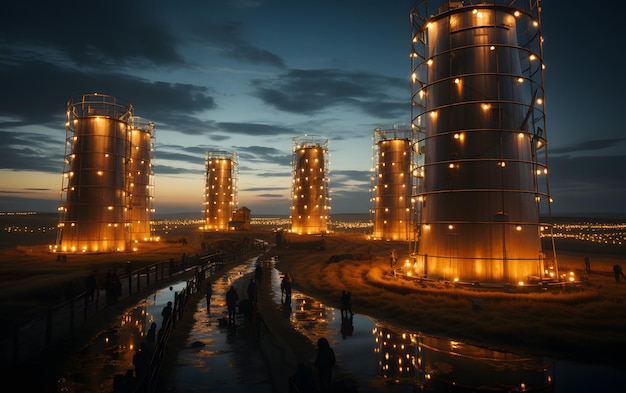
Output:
[281,274,292,304]
[247,278,258,312]
[255,263,263,283]
[161,301,173,327]
[584,256,591,274]
[132,342,149,382]
[613,264,625,283]
[146,322,157,345]
[84,271,98,302]
[226,285,239,324]
[340,290,353,317]
[314,337,336,392]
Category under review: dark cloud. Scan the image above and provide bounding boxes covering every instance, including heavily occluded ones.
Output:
[216,122,294,136]
[549,138,626,155]
[330,170,371,184]
[242,187,288,192]
[153,164,204,176]
[547,155,626,214]
[190,22,286,68]
[153,120,296,138]
[1,2,185,69]
[0,196,57,213]
[152,149,204,164]
[251,69,406,118]
[255,194,284,198]
[0,60,216,129]
[0,131,63,172]
[235,146,292,167]
[327,189,371,214]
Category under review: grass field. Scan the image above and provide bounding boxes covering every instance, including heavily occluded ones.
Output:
[1,213,625,367]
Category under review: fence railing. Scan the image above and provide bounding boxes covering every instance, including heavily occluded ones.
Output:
[0,250,227,369]
[132,242,265,393]
[131,259,214,393]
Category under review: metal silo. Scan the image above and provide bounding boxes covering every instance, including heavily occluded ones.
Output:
[204,151,238,231]
[410,0,557,284]
[128,116,156,243]
[291,135,330,235]
[56,93,133,253]
[371,125,417,241]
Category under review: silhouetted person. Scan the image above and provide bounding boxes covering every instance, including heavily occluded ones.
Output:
[614,264,625,283]
[340,290,353,317]
[113,373,126,393]
[226,285,239,324]
[123,369,135,392]
[105,270,115,304]
[255,264,263,282]
[314,337,335,392]
[290,362,316,393]
[106,269,121,304]
[132,342,149,382]
[84,272,98,302]
[161,301,173,327]
[146,322,157,345]
[247,278,258,311]
[281,274,292,304]
[239,299,253,323]
[584,256,591,274]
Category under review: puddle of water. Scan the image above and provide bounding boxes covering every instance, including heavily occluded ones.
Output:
[58,256,626,393]
[268,261,626,393]
[157,257,273,393]
[57,281,188,392]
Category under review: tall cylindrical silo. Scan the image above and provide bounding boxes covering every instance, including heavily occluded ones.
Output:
[371,125,416,241]
[56,93,133,253]
[410,1,557,284]
[128,116,156,242]
[204,151,237,231]
[291,135,330,235]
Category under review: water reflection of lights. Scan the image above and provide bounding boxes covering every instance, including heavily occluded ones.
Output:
[372,326,554,391]
[289,295,334,327]
[98,282,186,378]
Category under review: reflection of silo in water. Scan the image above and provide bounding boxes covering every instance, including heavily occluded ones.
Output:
[204,151,237,231]
[128,117,156,242]
[416,334,554,391]
[372,325,554,391]
[290,136,330,235]
[410,1,557,283]
[372,326,420,383]
[57,93,133,253]
[372,125,416,241]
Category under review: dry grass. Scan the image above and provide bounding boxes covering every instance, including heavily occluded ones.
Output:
[1,225,625,367]
[270,232,626,365]
[0,229,274,327]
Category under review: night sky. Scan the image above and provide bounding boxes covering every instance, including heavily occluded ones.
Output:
[0,0,623,216]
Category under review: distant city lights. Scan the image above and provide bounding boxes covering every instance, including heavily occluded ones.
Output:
[1,212,625,247]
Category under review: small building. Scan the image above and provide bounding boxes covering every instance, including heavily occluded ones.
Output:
[229,206,251,230]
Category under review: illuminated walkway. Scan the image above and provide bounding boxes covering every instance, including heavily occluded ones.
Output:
[162,257,626,393]
[56,256,626,393]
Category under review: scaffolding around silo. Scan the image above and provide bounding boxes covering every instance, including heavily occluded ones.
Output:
[371,124,418,241]
[203,151,238,231]
[410,0,557,284]
[56,93,134,253]
[127,116,156,243]
[290,135,330,235]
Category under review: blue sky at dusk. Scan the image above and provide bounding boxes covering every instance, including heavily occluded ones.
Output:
[0,0,624,216]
